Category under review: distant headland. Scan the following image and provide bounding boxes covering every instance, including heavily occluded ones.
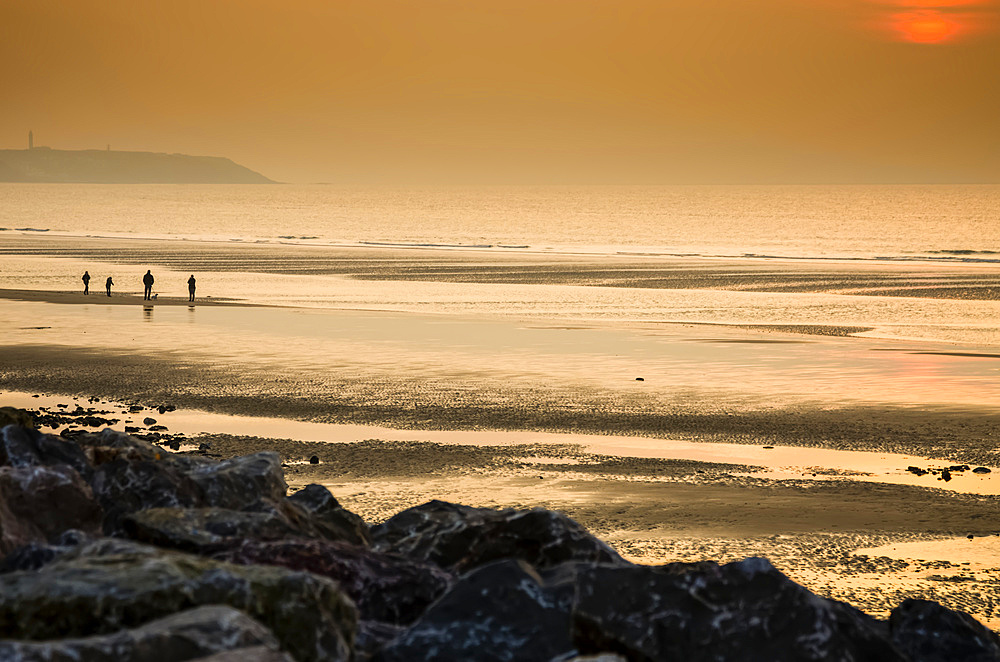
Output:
[0,135,273,184]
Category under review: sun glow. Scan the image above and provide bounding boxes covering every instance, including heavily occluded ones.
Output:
[891,9,964,42]
[872,0,998,43]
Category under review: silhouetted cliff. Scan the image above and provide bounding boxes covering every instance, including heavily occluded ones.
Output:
[0,148,274,184]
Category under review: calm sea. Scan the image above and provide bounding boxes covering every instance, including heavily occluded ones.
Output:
[2,184,999,261]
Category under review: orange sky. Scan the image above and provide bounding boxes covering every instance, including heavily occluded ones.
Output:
[2,0,998,183]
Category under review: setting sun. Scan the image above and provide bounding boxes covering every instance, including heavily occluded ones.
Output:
[892,9,964,41]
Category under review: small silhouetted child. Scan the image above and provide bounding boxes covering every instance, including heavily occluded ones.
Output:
[105,276,113,297]
[82,271,90,295]
[142,270,154,300]
[187,275,196,302]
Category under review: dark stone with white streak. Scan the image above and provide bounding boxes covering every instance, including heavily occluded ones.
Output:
[890,598,1000,662]
[374,559,578,662]
[371,500,625,573]
[571,557,907,662]
[0,464,102,554]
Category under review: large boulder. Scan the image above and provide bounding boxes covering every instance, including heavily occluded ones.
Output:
[890,598,1000,662]
[0,465,102,555]
[91,458,204,535]
[0,605,283,662]
[0,425,93,478]
[0,547,357,662]
[183,452,287,510]
[122,507,309,553]
[288,483,370,546]
[571,558,907,662]
[190,648,295,662]
[74,428,167,462]
[213,538,452,624]
[374,559,579,662]
[371,501,625,573]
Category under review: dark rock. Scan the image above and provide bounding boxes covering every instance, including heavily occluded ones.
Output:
[288,483,370,546]
[948,464,971,472]
[184,452,286,510]
[356,622,405,661]
[0,605,282,662]
[0,528,93,573]
[150,425,168,431]
[941,468,952,482]
[123,507,307,553]
[634,377,644,381]
[571,558,907,662]
[907,466,928,476]
[214,537,452,624]
[371,500,625,573]
[0,548,356,662]
[309,454,319,464]
[0,464,102,555]
[974,466,992,474]
[0,407,34,429]
[75,428,167,462]
[143,417,158,426]
[0,425,93,478]
[189,647,295,662]
[0,542,67,573]
[890,598,1000,662]
[92,458,204,535]
[128,405,144,412]
[375,559,578,662]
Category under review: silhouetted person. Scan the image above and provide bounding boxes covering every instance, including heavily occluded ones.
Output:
[187,275,196,302]
[142,270,154,300]
[82,271,90,295]
[105,276,113,297]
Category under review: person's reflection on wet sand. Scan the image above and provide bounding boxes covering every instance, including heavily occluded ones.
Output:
[143,304,153,321]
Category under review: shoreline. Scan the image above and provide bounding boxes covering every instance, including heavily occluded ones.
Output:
[0,288,254,307]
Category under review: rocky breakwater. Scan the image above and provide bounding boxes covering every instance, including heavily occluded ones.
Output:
[0,407,999,661]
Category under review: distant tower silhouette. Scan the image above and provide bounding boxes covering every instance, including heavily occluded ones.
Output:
[28,130,33,150]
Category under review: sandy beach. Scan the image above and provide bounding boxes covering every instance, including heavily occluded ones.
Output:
[3,233,1000,628]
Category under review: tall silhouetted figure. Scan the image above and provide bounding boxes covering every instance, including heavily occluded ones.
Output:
[82,271,90,295]
[142,270,154,300]
[187,275,196,302]
[106,276,113,297]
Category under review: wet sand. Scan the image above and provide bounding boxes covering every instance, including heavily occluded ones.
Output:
[3,235,1000,627]
[0,288,250,307]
